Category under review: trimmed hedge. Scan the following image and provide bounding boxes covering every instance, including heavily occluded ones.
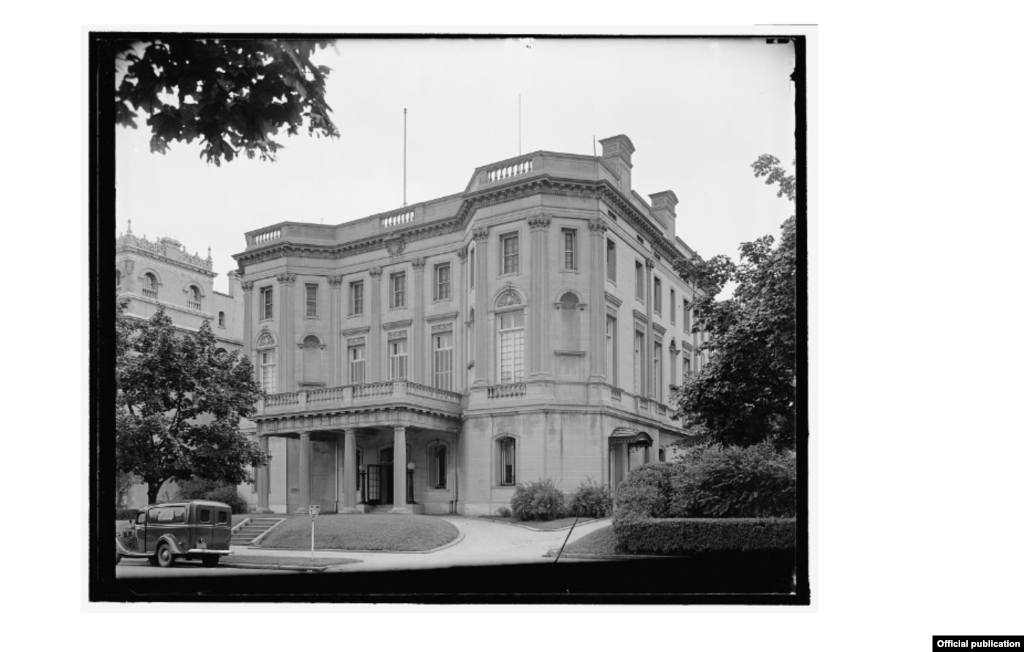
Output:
[614,517,796,554]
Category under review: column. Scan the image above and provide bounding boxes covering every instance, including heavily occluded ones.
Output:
[471,227,490,388]
[645,259,655,398]
[340,429,359,513]
[527,215,551,379]
[390,424,409,513]
[257,435,270,512]
[368,267,383,382]
[296,431,311,514]
[277,273,297,389]
[588,218,608,382]
[328,275,344,386]
[412,257,427,384]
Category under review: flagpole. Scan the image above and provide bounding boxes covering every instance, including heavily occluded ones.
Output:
[403,108,407,208]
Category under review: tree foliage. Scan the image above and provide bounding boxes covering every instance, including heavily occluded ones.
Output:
[115,38,339,165]
[115,297,268,504]
[671,155,797,449]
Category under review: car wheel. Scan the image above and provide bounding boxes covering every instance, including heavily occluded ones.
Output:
[201,556,220,568]
[147,553,160,566]
[156,542,174,568]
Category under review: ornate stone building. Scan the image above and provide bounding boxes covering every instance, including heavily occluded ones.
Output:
[115,225,251,505]
[233,135,704,516]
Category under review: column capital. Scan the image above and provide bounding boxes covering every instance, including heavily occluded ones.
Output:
[588,217,608,233]
[241,281,254,293]
[412,257,427,270]
[277,273,297,286]
[369,266,383,278]
[472,226,490,242]
[528,215,551,231]
[457,245,468,262]
[328,275,344,287]
[645,257,655,270]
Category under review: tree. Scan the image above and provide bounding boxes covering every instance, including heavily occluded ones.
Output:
[670,155,797,449]
[115,38,339,165]
[115,297,269,504]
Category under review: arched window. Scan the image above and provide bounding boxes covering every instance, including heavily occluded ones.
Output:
[497,436,516,486]
[187,285,201,310]
[256,332,277,394]
[115,269,122,289]
[558,291,581,351]
[142,273,158,299]
[495,289,525,384]
[659,448,666,462]
[218,311,225,328]
[302,335,322,384]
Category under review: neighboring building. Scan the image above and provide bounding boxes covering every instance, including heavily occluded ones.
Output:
[233,135,703,516]
[115,225,250,506]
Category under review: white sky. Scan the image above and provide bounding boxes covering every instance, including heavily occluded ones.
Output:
[116,37,796,292]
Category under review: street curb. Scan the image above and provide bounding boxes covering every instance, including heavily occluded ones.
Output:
[472,517,610,532]
[222,561,361,572]
[543,549,685,560]
[242,530,466,556]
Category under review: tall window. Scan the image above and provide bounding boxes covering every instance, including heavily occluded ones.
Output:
[350,281,364,316]
[671,347,679,386]
[606,316,618,385]
[305,283,318,318]
[634,330,646,395]
[654,277,662,314]
[390,273,406,308]
[143,273,158,299]
[498,312,525,383]
[434,263,451,301]
[635,262,644,300]
[670,289,676,324]
[260,286,273,320]
[431,444,448,489]
[389,337,408,380]
[498,437,516,486]
[683,299,691,332]
[256,332,276,394]
[349,344,366,383]
[116,269,122,289]
[563,228,577,271]
[501,233,519,274]
[654,342,663,401]
[433,331,453,390]
[607,240,616,281]
[470,247,475,288]
[683,354,692,377]
[218,311,225,328]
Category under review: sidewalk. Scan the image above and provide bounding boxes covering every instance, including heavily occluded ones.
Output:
[230,516,611,572]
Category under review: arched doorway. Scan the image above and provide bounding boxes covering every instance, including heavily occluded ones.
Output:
[609,429,653,492]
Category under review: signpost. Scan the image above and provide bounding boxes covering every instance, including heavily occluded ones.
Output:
[309,505,320,559]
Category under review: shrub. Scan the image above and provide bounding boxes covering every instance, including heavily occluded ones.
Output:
[613,463,675,521]
[667,443,796,518]
[614,517,796,554]
[205,486,249,514]
[115,507,140,520]
[175,477,249,514]
[510,479,566,521]
[566,479,613,518]
[494,506,512,518]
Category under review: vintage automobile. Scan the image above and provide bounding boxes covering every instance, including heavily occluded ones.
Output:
[116,500,234,567]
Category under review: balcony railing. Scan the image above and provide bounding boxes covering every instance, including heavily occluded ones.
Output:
[307,387,345,404]
[352,381,394,399]
[407,381,463,404]
[261,380,462,416]
[251,228,281,245]
[381,210,414,228]
[486,383,526,399]
[266,392,300,408]
[610,387,622,401]
[141,288,158,299]
[187,300,201,310]
[487,158,533,183]
[637,397,650,411]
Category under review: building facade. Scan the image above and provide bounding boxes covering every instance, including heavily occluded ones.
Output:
[233,135,704,516]
[115,226,250,506]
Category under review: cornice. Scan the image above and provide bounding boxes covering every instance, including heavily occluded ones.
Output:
[425,311,460,323]
[604,291,622,307]
[652,322,667,335]
[382,318,414,330]
[341,326,371,337]
[633,309,649,324]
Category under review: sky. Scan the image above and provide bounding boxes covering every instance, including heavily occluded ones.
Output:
[116,37,796,293]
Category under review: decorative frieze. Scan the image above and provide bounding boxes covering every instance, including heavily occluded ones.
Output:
[346,336,366,346]
[527,215,551,231]
[387,329,408,340]
[431,323,454,333]
[496,289,523,307]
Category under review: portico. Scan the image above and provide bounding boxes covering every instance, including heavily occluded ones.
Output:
[253,398,460,516]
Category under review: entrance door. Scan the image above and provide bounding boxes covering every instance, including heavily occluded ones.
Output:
[610,442,628,490]
[380,447,394,504]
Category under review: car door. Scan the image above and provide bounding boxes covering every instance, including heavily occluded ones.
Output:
[195,505,215,550]
[212,508,231,549]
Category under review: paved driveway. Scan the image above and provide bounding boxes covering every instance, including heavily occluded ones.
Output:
[233,516,611,572]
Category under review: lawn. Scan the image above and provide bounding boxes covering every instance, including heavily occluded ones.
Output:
[561,525,618,556]
[257,514,459,551]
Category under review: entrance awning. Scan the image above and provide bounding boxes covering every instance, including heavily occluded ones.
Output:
[609,428,653,448]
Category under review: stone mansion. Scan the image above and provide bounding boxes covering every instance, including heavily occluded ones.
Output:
[230,135,709,516]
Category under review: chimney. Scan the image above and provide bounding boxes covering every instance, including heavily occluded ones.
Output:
[598,134,636,197]
[649,190,679,242]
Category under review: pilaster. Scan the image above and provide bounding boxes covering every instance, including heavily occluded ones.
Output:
[277,273,297,390]
[368,267,383,382]
[527,215,552,379]
[471,227,490,388]
[457,246,468,392]
[644,258,655,398]
[390,425,410,513]
[296,431,311,514]
[340,429,359,513]
[412,257,427,384]
[241,281,254,360]
[588,218,608,382]
[328,275,344,386]
[257,435,270,512]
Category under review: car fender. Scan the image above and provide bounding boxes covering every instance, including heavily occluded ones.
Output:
[157,534,189,556]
